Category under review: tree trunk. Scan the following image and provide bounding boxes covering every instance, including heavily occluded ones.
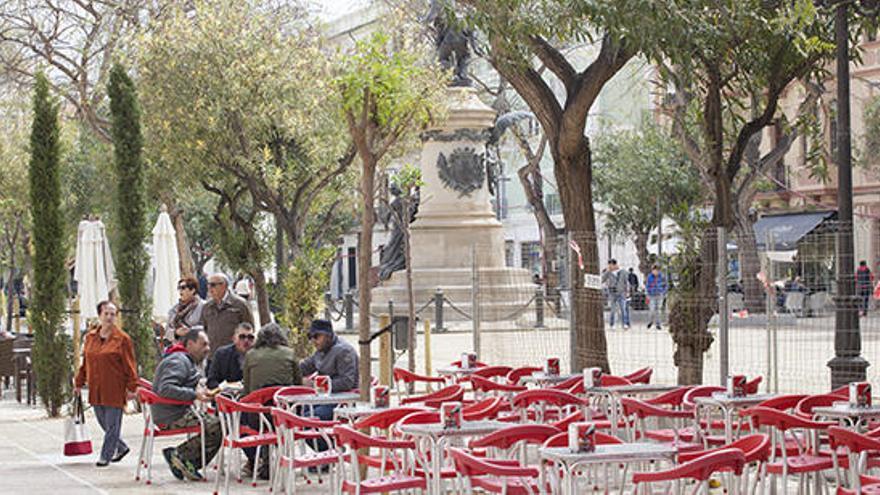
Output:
[633,231,651,280]
[403,198,416,391]
[251,267,271,327]
[734,213,765,313]
[357,154,377,400]
[554,142,609,373]
[275,217,285,282]
[517,160,561,311]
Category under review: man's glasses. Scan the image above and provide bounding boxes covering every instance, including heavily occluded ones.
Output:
[238,334,255,341]
[207,282,222,287]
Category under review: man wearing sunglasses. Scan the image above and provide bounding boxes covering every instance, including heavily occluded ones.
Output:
[205,322,254,389]
[200,273,254,361]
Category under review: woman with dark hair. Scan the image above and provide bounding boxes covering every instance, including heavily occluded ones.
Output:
[165,276,205,344]
[74,300,138,466]
[240,323,302,479]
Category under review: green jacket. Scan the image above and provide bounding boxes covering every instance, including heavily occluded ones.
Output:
[242,346,302,395]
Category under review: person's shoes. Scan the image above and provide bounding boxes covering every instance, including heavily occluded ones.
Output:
[162,447,185,481]
[647,322,653,329]
[656,326,663,331]
[624,325,631,330]
[170,453,205,482]
[111,445,130,463]
[241,460,254,478]
[258,466,270,480]
[96,459,109,467]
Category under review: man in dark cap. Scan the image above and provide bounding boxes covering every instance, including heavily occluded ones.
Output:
[299,319,359,415]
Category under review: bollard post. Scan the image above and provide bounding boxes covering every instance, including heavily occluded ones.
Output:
[434,288,444,333]
[72,297,82,370]
[535,288,545,328]
[344,291,353,330]
[388,300,394,320]
[379,314,391,387]
[424,318,432,389]
[323,292,332,322]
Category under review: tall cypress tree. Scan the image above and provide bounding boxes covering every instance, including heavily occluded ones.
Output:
[28,73,70,417]
[108,64,154,377]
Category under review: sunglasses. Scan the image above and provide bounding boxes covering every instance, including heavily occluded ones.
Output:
[208,282,223,287]
[237,334,255,341]
[178,285,194,291]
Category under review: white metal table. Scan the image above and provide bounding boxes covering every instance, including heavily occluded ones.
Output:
[694,392,776,444]
[540,443,677,495]
[397,420,508,494]
[333,403,391,422]
[276,391,361,415]
[521,372,580,388]
[435,365,479,382]
[813,402,880,430]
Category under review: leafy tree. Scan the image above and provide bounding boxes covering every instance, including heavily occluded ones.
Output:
[277,246,336,361]
[335,30,445,397]
[137,0,357,271]
[108,64,155,377]
[461,0,659,372]
[653,0,834,383]
[28,73,71,417]
[592,121,703,276]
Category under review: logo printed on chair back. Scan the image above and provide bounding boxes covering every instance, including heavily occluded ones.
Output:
[727,375,747,398]
[314,375,331,396]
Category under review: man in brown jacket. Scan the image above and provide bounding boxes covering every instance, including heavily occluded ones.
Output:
[200,273,253,360]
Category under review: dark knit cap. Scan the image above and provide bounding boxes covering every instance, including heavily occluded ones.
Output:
[308,319,334,338]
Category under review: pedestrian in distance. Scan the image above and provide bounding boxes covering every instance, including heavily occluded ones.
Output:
[857,260,873,317]
[74,300,138,467]
[645,265,668,330]
[601,259,630,329]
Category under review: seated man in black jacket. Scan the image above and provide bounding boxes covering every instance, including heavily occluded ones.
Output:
[205,322,254,389]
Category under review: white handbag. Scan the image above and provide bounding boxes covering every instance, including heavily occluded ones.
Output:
[63,393,93,456]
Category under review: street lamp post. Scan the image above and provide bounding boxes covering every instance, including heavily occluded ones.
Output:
[822,0,876,388]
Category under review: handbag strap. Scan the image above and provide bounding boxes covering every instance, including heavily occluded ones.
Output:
[73,392,86,421]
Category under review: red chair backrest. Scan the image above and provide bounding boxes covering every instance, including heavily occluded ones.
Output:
[512,389,584,409]
[728,433,771,464]
[448,447,539,479]
[397,410,441,427]
[449,359,488,369]
[506,366,542,385]
[136,386,191,406]
[334,425,414,450]
[745,406,834,431]
[240,385,285,405]
[471,365,514,380]
[543,431,622,448]
[270,406,336,430]
[354,407,428,430]
[745,376,763,394]
[215,394,267,414]
[464,397,507,421]
[751,394,808,413]
[683,385,725,408]
[469,424,561,449]
[795,394,843,419]
[645,386,693,408]
[623,367,653,384]
[551,410,585,431]
[678,448,747,480]
[550,375,585,390]
[471,375,526,394]
[828,426,880,454]
[621,397,692,420]
[137,377,153,390]
[830,385,849,397]
[599,374,633,387]
[393,367,444,383]
[401,384,462,404]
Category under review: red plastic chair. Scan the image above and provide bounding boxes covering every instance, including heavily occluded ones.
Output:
[542,431,623,492]
[598,374,633,387]
[745,376,763,394]
[795,394,844,420]
[620,397,701,453]
[463,396,508,421]
[333,425,426,493]
[633,448,746,494]
[506,366,543,385]
[510,389,584,424]
[400,384,464,408]
[448,447,542,495]
[214,394,278,492]
[137,377,153,390]
[393,367,446,398]
[470,365,514,381]
[271,407,341,494]
[683,385,726,409]
[134,387,206,485]
[548,375,584,391]
[744,406,835,495]
[645,386,693,409]
[622,366,653,384]
[472,375,527,397]
[469,424,561,463]
[240,386,285,406]
[828,426,880,494]
[679,433,771,494]
[353,407,427,473]
[549,409,620,432]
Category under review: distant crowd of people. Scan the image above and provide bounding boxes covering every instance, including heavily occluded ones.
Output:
[600,259,668,330]
[74,272,359,481]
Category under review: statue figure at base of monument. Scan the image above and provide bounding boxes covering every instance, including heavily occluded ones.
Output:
[378,185,420,281]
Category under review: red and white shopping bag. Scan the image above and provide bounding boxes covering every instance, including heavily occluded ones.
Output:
[63,393,92,456]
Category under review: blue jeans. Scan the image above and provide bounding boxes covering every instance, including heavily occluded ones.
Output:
[608,294,629,327]
[93,405,127,462]
[648,294,665,328]
[306,404,336,452]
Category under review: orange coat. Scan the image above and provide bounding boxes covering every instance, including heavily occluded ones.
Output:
[74,325,138,409]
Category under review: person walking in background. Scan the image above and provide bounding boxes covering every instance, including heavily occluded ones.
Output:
[645,265,668,330]
[601,259,630,329]
[627,267,639,295]
[200,273,253,361]
[857,260,873,317]
[74,301,138,467]
[165,276,205,347]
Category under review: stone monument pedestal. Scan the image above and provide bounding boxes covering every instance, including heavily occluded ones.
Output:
[372,87,535,321]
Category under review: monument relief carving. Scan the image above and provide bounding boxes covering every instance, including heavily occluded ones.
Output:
[437,147,484,197]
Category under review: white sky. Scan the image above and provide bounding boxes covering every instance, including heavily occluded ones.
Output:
[315,0,373,21]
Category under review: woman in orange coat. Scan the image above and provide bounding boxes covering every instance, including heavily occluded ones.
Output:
[74,300,138,466]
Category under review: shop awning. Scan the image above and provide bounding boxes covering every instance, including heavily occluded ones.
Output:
[754,211,836,251]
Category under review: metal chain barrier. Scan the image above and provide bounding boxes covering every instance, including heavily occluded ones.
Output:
[481,293,538,323]
[414,299,434,315]
[351,299,382,319]
[443,296,473,320]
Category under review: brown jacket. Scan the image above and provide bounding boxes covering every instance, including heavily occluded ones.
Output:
[74,326,138,408]
[200,291,253,358]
